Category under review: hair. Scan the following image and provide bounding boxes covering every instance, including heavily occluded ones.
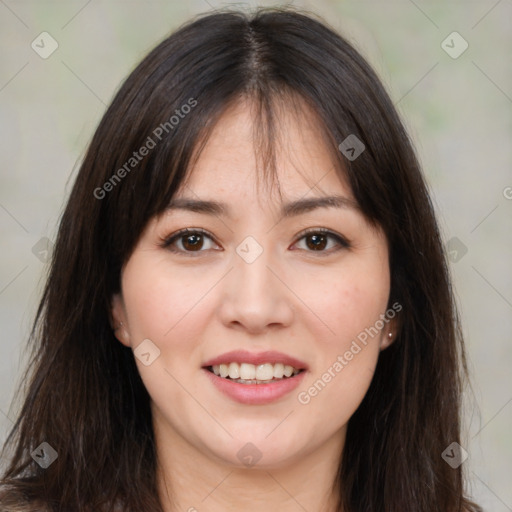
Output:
[0,7,481,512]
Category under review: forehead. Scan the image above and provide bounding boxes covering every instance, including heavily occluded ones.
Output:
[178,95,352,203]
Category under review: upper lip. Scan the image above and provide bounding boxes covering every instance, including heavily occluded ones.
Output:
[202,350,309,370]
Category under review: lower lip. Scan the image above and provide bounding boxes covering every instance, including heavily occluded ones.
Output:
[202,368,307,405]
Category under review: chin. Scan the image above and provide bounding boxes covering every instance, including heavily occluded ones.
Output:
[210,435,306,470]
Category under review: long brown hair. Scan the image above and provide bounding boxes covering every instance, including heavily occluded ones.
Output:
[0,7,481,512]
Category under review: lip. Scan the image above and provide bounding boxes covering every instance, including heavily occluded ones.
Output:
[202,350,309,370]
[202,366,307,405]
[201,350,309,405]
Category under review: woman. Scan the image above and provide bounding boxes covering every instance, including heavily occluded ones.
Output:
[0,7,482,512]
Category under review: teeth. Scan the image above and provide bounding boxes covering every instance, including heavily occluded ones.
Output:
[256,363,274,381]
[210,362,302,381]
[228,362,240,379]
[240,363,256,380]
[273,363,284,378]
[219,364,229,378]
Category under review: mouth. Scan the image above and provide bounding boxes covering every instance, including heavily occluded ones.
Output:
[201,350,308,405]
[205,362,305,385]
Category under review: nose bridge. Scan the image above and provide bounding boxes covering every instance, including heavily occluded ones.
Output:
[236,238,274,295]
[219,235,294,331]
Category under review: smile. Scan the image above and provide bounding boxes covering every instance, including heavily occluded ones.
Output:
[201,350,308,404]
[208,362,303,384]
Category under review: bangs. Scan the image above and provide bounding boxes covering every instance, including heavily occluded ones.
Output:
[149,86,353,222]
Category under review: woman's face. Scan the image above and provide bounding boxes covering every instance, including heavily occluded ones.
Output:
[112,97,395,470]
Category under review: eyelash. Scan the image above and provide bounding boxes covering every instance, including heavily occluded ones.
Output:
[159,227,350,257]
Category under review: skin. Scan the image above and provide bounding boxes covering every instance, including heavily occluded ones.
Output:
[111,96,397,512]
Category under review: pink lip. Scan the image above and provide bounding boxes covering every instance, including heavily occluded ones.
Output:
[201,350,308,405]
[202,367,307,405]
[202,350,309,370]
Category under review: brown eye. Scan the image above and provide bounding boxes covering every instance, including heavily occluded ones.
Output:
[162,229,219,255]
[294,229,350,254]
[181,233,204,251]
[305,233,328,251]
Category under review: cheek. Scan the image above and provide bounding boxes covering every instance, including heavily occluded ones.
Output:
[294,254,389,425]
[296,280,385,431]
[121,255,215,345]
[298,353,379,437]
[296,257,390,345]
[120,253,227,415]
[120,256,213,413]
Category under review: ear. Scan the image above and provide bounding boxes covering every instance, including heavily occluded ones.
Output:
[110,293,131,347]
[379,315,399,351]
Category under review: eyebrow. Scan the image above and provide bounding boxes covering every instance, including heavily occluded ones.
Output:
[165,195,359,219]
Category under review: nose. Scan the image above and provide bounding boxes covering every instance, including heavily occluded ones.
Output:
[217,242,295,335]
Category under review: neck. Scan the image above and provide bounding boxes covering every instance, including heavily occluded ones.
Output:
[154,418,345,512]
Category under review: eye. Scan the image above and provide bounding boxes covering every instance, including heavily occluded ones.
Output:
[160,227,350,256]
[160,228,220,255]
[292,228,350,254]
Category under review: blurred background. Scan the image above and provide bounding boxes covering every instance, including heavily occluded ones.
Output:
[0,0,511,509]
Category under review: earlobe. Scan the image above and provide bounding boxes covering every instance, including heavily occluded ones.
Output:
[110,293,131,347]
[380,331,395,350]
[380,316,399,351]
